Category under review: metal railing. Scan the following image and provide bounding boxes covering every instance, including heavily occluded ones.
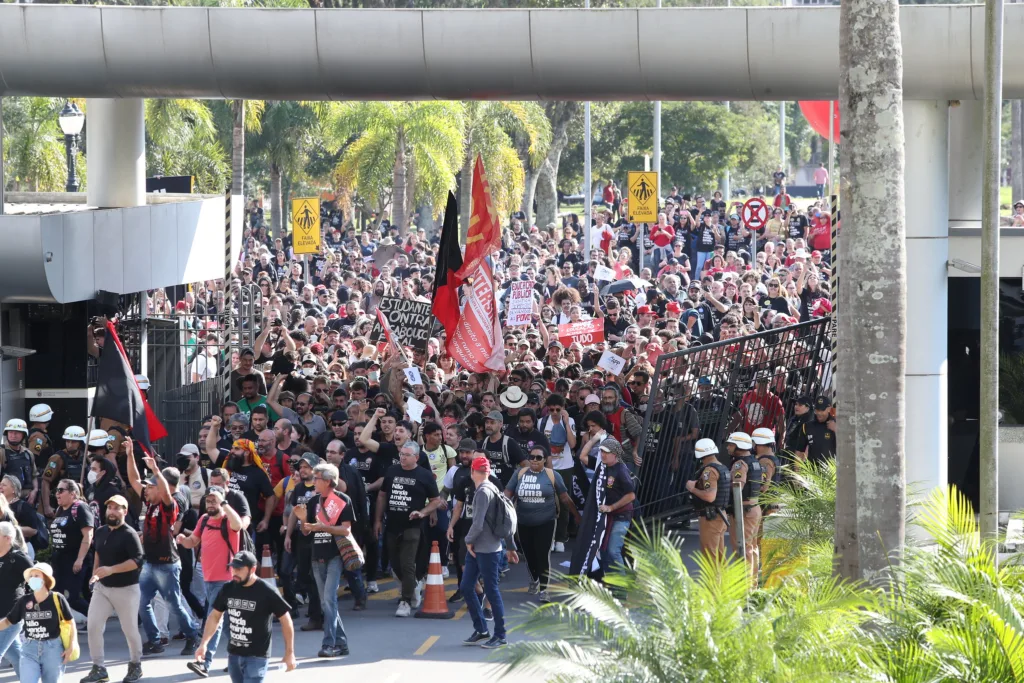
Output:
[635,316,833,521]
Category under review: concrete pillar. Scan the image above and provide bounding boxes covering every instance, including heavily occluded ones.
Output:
[949,100,983,230]
[904,100,949,500]
[86,98,145,208]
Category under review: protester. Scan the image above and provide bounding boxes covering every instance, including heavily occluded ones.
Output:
[0,521,32,675]
[0,561,77,683]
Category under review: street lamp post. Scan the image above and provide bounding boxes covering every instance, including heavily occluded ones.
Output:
[58,102,84,193]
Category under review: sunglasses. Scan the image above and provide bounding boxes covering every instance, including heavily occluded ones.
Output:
[331,422,347,427]
[55,487,70,494]
[529,455,546,462]
[289,460,301,467]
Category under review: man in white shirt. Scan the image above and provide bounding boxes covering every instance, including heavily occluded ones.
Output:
[537,394,576,553]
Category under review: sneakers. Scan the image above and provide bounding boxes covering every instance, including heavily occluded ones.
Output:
[300,620,322,632]
[122,662,143,683]
[80,665,110,683]
[395,600,412,617]
[180,637,199,657]
[463,630,491,645]
[554,541,565,553]
[481,635,508,649]
[538,590,550,603]
[442,566,450,579]
[413,579,425,609]
[186,661,209,679]
[367,581,379,594]
[527,579,540,595]
[172,632,187,641]
[483,607,493,620]
[318,647,344,658]
[142,641,165,656]
[448,589,464,603]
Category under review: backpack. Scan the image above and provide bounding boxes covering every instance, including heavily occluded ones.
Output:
[196,512,253,568]
[484,481,517,538]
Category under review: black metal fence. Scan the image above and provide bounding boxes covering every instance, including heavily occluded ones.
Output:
[635,317,834,521]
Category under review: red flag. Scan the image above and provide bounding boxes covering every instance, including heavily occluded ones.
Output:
[431,192,463,344]
[375,307,405,361]
[454,155,502,280]
[448,259,504,373]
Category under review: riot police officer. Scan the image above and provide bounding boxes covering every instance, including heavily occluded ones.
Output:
[725,432,761,583]
[792,396,836,465]
[685,438,730,559]
[41,426,89,517]
[2,420,37,506]
[26,404,55,480]
[752,427,782,513]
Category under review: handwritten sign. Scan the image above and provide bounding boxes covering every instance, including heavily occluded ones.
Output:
[403,367,423,386]
[558,318,605,347]
[594,264,616,282]
[505,281,535,327]
[369,296,433,352]
[597,350,626,376]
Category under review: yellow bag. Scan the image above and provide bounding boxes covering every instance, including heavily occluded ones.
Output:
[51,592,79,661]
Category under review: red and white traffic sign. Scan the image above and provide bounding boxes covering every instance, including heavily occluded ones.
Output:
[742,197,770,230]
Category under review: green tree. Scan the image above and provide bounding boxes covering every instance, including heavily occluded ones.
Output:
[145,99,229,193]
[2,97,84,193]
[329,101,464,235]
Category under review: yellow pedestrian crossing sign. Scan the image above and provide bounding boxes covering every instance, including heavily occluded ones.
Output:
[627,171,659,223]
[291,197,321,255]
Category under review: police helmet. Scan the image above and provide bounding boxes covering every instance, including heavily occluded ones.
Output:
[726,432,753,450]
[134,375,151,391]
[62,426,88,443]
[29,404,54,423]
[694,438,719,458]
[87,429,112,449]
[3,419,29,436]
[751,428,776,447]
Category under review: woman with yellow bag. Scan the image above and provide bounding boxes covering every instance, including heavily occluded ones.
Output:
[0,561,78,682]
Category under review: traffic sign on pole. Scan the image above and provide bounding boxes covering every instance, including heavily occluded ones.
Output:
[627,171,659,223]
[291,197,321,255]
[742,197,769,230]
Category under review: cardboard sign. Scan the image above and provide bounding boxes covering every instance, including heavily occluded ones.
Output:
[597,350,626,376]
[594,264,617,282]
[558,318,605,347]
[369,296,433,352]
[406,397,426,424]
[403,367,423,386]
[505,281,535,327]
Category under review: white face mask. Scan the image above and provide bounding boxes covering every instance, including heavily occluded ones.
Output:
[301,367,315,377]
[87,470,99,485]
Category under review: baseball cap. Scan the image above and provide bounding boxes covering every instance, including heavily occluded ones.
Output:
[106,495,129,510]
[666,301,682,314]
[330,410,348,423]
[178,443,200,457]
[584,394,601,406]
[457,438,478,452]
[814,396,832,411]
[485,410,504,422]
[300,452,320,468]
[811,250,822,258]
[206,485,227,500]
[599,439,624,458]
[796,395,813,407]
[279,391,296,403]
[471,456,491,473]
[228,551,258,569]
[687,281,702,290]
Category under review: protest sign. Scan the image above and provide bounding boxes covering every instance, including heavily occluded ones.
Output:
[505,281,535,326]
[597,350,626,376]
[594,264,616,282]
[369,296,433,353]
[558,318,605,347]
[403,367,423,386]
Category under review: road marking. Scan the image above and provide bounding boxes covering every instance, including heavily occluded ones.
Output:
[453,604,468,620]
[414,635,440,656]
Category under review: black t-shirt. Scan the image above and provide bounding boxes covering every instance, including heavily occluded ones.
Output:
[228,465,274,520]
[87,478,123,524]
[141,497,180,565]
[511,428,549,458]
[347,448,375,485]
[381,465,439,531]
[48,501,94,557]
[603,315,630,341]
[0,549,32,616]
[370,443,430,484]
[788,214,808,239]
[479,436,526,487]
[92,524,144,587]
[212,579,291,658]
[695,225,717,253]
[764,296,791,315]
[602,461,636,521]
[7,591,72,641]
[451,466,502,532]
[306,492,357,561]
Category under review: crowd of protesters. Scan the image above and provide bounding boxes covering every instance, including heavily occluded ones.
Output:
[0,178,837,682]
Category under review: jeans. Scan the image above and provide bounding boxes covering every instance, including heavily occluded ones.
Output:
[295,540,321,621]
[179,548,205,619]
[460,550,506,638]
[0,620,22,677]
[599,519,631,575]
[202,580,228,666]
[816,183,826,198]
[139,562,199,643]
[312,557,352,650]
[694,251,712,278]
[19,637,64,683]
[385,527,421,604]
[227,654,269,683]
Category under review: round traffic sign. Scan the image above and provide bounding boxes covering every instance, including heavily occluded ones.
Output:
[742,197,770,230]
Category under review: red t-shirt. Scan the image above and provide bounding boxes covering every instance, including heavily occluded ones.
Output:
[808,217,831,250]
[197,514,242,582]
[739,390,785,433]
[774,193,792,208]
[650,224,675,248]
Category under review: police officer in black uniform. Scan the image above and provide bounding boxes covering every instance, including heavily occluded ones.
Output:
[792,396,836,465]
[685,438,730,559]
[41,426,89,517]
[784,396,813,454]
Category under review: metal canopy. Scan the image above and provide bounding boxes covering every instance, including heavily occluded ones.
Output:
[0,4,1019,101]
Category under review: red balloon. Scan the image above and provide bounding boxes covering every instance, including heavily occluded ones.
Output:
[799,101,840,144]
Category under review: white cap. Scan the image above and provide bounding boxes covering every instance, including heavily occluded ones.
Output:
[3,419,29,435]
[726,432,753,450]
[178,443,200,457]
[134,375,150,391]
[793,248,810,259]
[29,404,53,423]
[87,429,112,448]
[751,428,775,446]
[694,438,719,458]
[62,426,87,443]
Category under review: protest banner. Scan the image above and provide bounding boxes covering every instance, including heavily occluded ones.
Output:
[369,296,433,353]
[558,318,605,347]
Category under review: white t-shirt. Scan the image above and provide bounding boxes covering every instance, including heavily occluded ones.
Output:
[190,353,218,380]
[539,415,576,470]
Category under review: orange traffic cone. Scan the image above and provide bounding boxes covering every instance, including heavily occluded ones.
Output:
[258,544,278,591]
[415,541,452,619]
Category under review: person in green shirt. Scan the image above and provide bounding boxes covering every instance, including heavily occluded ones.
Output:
[235,376,279,423]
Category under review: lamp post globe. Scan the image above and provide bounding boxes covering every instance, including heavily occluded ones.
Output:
[58,101,84,193]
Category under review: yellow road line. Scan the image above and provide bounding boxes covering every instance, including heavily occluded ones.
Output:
[453,604,468,620]
[414,635,440,656]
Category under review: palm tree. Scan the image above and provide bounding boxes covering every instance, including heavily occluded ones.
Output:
[503,525,876,682]
[835,0,907,581]
[460,102,550,238]
[145,99,228,192]
[329,102,464,236]
[2,97,78,193]
[231,100,265,195]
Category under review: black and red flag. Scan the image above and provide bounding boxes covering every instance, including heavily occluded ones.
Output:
[431,192,463,347]
[91,320,167,455]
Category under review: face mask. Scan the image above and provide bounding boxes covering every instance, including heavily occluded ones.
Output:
[301,367,315,377]
[27,577,44,592]
[87,471,99,485]
[175,456,192,471]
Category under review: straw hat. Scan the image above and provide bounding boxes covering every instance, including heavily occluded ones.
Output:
[23,562,56,590]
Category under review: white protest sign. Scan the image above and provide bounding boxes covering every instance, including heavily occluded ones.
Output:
[597,350,627,376]
[505,281,535,327]
[403,367,423,386]
[405,397,426,423]
[594,264,616,282]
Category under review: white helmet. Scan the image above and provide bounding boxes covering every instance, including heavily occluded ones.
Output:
[29,404,53,423]
[134,375,150,391]
[727,432,753,451]
[695,438,719,458]
[62,426,87,443]
[3,419,29,435]
[87,429,112,448]
[751,428,776,446]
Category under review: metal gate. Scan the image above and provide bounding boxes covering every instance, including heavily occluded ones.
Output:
[635,317,833,521]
